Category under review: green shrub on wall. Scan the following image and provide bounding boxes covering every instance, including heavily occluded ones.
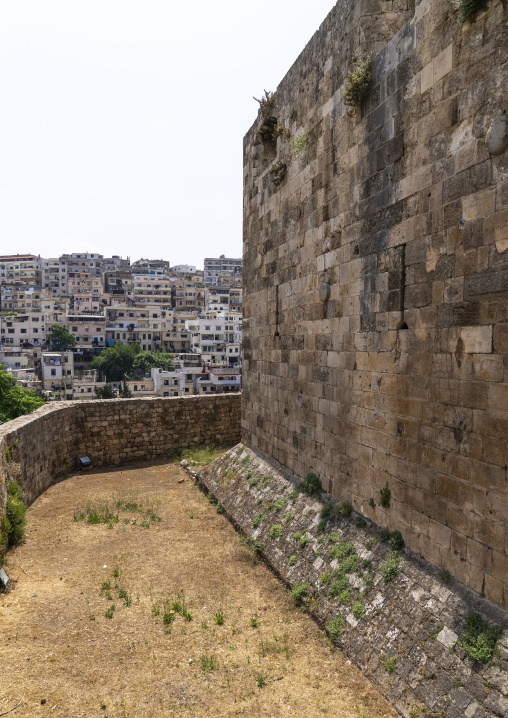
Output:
[452,0,489,23]
[344,56,372,106]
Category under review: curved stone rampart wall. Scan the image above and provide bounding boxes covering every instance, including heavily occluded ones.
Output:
[0,395,241,513]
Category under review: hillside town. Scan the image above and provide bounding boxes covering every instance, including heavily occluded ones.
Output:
[0,253,242,400]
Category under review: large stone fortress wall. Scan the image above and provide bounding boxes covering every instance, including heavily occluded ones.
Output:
[242,0,508,608]
[0,395,241,511]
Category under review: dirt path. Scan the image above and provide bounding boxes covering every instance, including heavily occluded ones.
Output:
[0,461,398,718]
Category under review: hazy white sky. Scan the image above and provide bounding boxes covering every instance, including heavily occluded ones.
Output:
[0,1,334,269]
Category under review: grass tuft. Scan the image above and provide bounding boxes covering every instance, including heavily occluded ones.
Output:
[327,616,343,642]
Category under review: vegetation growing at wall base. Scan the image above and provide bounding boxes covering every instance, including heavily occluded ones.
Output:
[1,480,27,561]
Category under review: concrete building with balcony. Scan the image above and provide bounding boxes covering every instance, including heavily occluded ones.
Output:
[66,270,104,314]
[66,313,106,347]
[42,258,67,296]
[0,255,42,288]
[72,369,107,400]
[104,269,132,300]
[170,279,204,311]
[125,377,155,397]
[1,312,47,347]
[204,256,242,288]
[105,305,161,350]
[132,275,173,306]
[131,258,169,276]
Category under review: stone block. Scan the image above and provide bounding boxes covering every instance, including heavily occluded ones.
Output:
[462,188,496,222]
[448,326,492,354]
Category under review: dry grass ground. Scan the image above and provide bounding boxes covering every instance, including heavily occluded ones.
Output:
[0,460,398,718]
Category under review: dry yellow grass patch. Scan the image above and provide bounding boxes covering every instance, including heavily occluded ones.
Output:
[0,460,398,718]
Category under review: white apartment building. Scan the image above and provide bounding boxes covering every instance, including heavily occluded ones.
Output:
[170,264,196,273]
[1,312,47,347]
[41,351,74,398]
[186,311,242,366]
[0,348,32,371]
[151,367,186,397]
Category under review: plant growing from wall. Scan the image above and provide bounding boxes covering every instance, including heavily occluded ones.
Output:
[380,552,401,583]
[451,0,489,23]
[459,612,502,663]
[297,473,323,498]
[336,500,353,517]
[1,480,27,559]
[327,615,344,642]
[344,55,373,106]
[379,483,391,508]
[253,90,276,116]
[269,524,283,539]
[272,124,290,141]
[290,130,316,160]
[388,530,405,551]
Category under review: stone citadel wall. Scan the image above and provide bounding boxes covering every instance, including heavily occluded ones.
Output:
[242,0,508,608]
[0,395,241,514]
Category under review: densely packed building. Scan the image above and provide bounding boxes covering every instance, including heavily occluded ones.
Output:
[0,253,242,400]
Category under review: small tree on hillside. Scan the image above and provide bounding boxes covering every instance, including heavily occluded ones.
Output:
[131,350,175,379]
[94,385,117,399]
[47,325,76,350]
[91,342,140,382]
[0,365,46,423]
[119,380,133,398]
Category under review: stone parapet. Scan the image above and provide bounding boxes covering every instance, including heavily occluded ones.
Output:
[0,395,241,514]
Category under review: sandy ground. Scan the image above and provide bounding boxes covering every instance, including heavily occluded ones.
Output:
[0,460,398,718]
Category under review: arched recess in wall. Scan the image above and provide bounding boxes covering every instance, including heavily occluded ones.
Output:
[255,117,278,164]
